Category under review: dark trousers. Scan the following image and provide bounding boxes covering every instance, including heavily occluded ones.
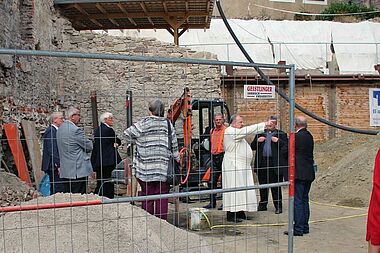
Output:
[294,179,312,234]
[47,169,65,194]
[95,166,115,199]
[257,159,282,210]
[137,179,170,220]
[209,153,224,206]
[62,177,87,194]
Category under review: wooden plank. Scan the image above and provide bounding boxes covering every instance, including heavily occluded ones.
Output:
[3,124,32,186]
[21,120,44,190]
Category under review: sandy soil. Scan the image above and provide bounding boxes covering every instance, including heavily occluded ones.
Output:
[171,189,367,253]
[0,133,377,252]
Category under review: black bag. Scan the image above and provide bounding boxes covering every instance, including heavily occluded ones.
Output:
[167,119,181,186]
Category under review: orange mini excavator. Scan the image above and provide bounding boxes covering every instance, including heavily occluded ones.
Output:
[167,87,230,193]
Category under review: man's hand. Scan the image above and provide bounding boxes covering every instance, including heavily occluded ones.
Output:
[265,120,276,128]
[271,136,279,143]
[90,172,96,179]
[257,136,266,142]
[114,143,119,148]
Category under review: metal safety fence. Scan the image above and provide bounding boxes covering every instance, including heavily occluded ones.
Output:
[0,48,296,253]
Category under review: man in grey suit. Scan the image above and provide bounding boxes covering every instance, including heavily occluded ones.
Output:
[57,106,93,194]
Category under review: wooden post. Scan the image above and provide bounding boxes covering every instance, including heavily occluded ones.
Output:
[173,28,179,46]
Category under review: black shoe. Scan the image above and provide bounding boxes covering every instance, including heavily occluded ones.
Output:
[217,205,223,210]
[227,217,243,223]
[303,231,309,234]
[284,231,303,236]
[275,208,283,214]
[203,203,216,209]
[257,205,267,211]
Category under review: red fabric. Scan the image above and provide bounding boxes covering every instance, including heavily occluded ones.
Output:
[367,148,380,245]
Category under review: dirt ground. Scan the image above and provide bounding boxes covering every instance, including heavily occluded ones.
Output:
[167,132,378,253]
[1,132,378,252]
[169,189,367,253]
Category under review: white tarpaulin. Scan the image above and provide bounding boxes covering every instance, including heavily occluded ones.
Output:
[105,19,380,74]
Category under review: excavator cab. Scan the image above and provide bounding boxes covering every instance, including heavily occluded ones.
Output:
[177,99,230,191]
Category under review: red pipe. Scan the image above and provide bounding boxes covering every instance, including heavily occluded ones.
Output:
[0,199,102,213]
[289,132,295,197]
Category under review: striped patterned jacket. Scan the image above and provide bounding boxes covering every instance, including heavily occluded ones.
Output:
[124,116,179,182]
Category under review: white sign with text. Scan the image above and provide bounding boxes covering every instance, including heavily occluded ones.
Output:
[244,85,275,99]
[369,88,380,126]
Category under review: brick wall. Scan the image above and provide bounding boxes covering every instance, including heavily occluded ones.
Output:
[223,82,380,141]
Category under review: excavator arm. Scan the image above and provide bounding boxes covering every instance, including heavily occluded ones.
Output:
[167,87,193,185]
[167,87,192,149]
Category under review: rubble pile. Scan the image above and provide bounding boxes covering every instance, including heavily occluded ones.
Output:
[0,171,37,207]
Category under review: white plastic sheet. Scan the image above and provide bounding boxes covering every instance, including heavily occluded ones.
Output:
[105,19,380,74]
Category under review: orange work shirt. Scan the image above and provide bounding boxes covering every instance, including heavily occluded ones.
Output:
[210,126,226,155]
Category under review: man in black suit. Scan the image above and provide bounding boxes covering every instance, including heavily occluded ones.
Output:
[91,112,122,198]
[251,116,288,214]
[42,111,65,194]
[287,116,315,236]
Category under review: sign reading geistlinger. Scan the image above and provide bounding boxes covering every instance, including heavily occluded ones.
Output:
[244,85,275,99]
[369,88,380,126]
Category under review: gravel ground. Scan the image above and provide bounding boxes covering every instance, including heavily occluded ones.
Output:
[0,194,212,253]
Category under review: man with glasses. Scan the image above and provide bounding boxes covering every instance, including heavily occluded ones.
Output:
[57,106,93,194]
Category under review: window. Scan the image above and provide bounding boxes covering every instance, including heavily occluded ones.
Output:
[303,0,327,5]
[270,0,296,3]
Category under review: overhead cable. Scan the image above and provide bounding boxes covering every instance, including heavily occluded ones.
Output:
[216,0,379,135]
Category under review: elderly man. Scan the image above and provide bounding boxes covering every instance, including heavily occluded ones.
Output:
[91,112,122,199]
[251,115,288,214]
[285,116,314,236]
[223,114,275,222]
[204,113,226,209]
[57,106,93,194]
[42,111,65,194]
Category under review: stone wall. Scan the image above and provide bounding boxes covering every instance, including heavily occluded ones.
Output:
[0,0,221,140]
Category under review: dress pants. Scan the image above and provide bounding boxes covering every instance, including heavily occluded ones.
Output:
[294,179,312,234]
[137,179,170,220]
[257,158,282,210]
[47,169,65,194]
[95,166,115,199]
[62,177,88,194]
[208,153,224,206]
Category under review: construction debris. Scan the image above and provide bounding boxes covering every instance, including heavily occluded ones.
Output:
[0,171,37,207]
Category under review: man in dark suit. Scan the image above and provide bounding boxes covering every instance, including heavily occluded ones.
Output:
[91,112,122,198]
[42,111,65,194]
[251,116,288,214]
[288,115,315,236]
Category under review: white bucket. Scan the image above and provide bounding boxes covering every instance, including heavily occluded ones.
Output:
[188,208,210,231]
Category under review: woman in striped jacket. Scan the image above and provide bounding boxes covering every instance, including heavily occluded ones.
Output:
[124,99,179,220]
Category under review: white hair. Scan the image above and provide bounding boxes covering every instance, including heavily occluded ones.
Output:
[49,111,63,123]
[99,112,113,123]
[66,106,80,119]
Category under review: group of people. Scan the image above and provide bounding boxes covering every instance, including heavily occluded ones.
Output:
[42,100,315,236]
[203,113,314,231]
[42,107,121,198]
[41,99,380,249]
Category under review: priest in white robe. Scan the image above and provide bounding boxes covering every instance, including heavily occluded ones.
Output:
[223,114,275,222]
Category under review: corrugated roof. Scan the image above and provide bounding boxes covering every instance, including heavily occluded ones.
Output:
[54,0,214,31]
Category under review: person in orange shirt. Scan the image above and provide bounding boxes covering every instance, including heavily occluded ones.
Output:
[204,113,226,209]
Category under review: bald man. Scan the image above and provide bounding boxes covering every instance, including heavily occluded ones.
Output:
[285,116,314,236]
